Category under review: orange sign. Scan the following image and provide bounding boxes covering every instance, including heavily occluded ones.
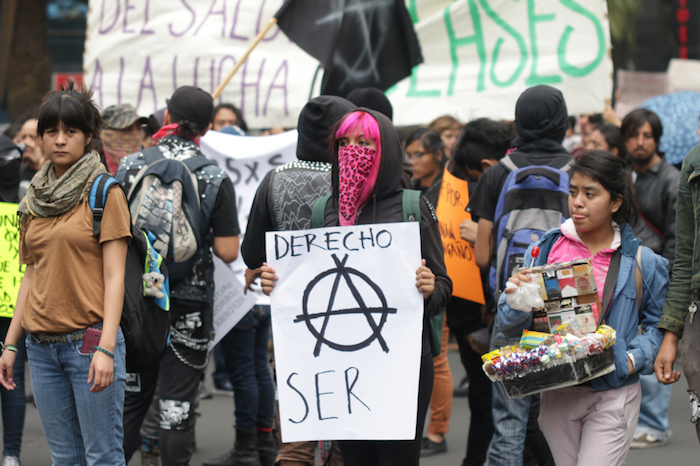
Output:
[435,169,485,304]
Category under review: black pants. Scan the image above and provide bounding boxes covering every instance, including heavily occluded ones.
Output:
[123,299,210,466]
[338,351,434,466]
[454,327,494,466]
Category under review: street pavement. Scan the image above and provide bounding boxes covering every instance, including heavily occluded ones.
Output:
[13,349,700,465]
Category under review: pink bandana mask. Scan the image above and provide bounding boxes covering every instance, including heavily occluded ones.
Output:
[338,144,377,226]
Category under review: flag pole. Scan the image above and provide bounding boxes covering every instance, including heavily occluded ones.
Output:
[211,17,278,99]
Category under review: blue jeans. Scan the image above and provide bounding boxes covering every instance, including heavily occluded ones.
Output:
[0,318,26,458]
[212,344,231,389]
[220,305,275,431]
[27,326,127,466]
[489,319,529,465]
[636,373,672,439]
[488,320,553,466]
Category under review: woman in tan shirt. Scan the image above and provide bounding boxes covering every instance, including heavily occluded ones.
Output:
[0,83,131,466]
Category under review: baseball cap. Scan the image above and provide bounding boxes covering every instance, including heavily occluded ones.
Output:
[102,104,148,130]
[166,86,214,133]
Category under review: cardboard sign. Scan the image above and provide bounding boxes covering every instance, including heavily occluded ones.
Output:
[0,203,25,318]
[435,169,484,304]
[525,259,601,334]
[267,222,423,441]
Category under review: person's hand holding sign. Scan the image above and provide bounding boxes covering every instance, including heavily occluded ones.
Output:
[416,259,435,300]
[260,263,278,296]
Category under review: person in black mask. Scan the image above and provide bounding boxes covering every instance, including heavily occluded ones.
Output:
[0,136,23,203]
[468,85,570,466]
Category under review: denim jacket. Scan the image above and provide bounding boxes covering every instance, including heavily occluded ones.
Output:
[660,144,700,337]
[497,223,668,391]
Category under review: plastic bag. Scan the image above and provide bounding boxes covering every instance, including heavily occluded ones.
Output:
[505,280,545,312]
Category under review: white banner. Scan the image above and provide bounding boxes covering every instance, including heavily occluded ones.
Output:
[201,129,298,307]
[84,0,319,128]
[389,0,613,122]
[212,256,258,347]
[267,223,423,442]
[84,0,612,126]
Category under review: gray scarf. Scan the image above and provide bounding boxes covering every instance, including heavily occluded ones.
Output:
[19,151,106,225]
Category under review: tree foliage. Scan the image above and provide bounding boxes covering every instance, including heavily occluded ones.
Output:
[1,0,51,122]
[607,0,641,45]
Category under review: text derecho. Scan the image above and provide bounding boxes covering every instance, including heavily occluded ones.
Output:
[273,227,393,260]
[267,223,423,442]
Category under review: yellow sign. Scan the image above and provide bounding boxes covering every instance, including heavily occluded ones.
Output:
[435,169,484,304]
[0,203,25,318]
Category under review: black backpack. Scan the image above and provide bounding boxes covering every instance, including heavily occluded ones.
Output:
[89,174,171,372]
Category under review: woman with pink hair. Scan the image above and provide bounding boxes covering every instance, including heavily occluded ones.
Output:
[262,109,452,465]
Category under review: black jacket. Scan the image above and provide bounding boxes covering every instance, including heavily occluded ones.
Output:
[631,158,680,269]
[322,108,452,355]
[242,96,355,268]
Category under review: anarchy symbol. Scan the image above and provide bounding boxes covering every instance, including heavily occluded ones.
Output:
[295,254,397,357]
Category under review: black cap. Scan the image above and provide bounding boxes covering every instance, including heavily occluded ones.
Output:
[166,86,214,133]
[346,87,393,121]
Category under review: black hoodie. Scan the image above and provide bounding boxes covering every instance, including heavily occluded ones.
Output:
[242,96,356,269]
[322,108,453,356]
[467,85,571,223]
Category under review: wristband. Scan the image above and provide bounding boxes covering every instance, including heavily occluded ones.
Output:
[2,345,17,354]
[93,346,114,359]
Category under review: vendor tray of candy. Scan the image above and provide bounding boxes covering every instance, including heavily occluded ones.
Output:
[482,322,617,399]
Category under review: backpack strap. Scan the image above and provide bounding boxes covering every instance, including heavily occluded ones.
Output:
[312,191,423,228]
[402,189,422,224]
[142,148,165,165]
[635,245,643,311]
[401,189,444,355]
[599,249,622,326]
[500,152,572,172]
[183,155,217,173]
[311,194,331,228]
[599,246,644,326]
[499,155,520,172]
[89,173,120,236]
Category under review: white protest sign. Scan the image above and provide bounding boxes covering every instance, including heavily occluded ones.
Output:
[267,222,423,442]
[388,0,613,123]
[212,256,258,347]
[667,58,700,93]
[201,129,297,233]
[615,69,669,120]
[85,0,612,126]
[201,129,297,307]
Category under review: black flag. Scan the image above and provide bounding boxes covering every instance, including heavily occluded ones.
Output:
[275,0,423,97]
